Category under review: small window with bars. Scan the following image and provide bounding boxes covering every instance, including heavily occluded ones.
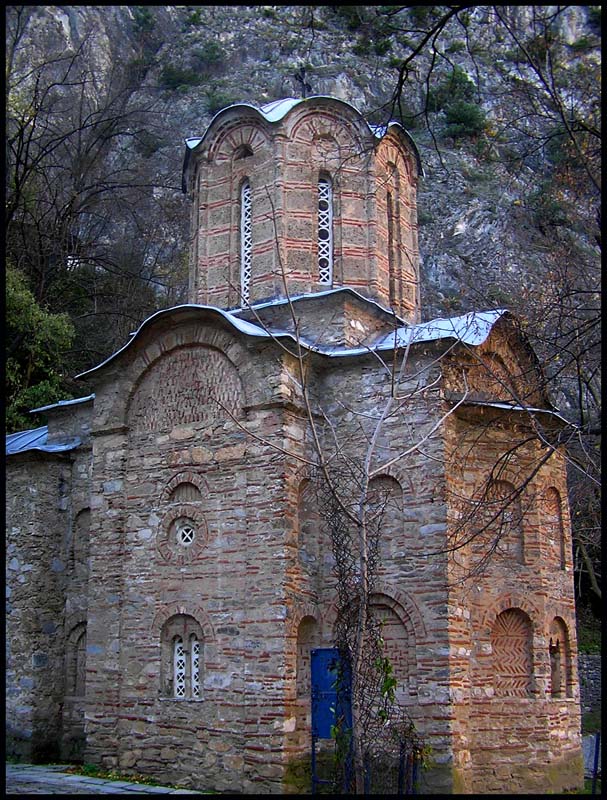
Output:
[240,180,252,304]
[318,176,333,285]
[162,615,204,701]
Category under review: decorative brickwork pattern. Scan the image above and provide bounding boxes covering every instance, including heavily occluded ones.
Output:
[128,346,243,432]
[370,601,409,690]
[157,503,208,565]
[491,608,533,697]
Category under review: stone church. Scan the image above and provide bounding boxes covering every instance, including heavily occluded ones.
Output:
[6,96,583,793]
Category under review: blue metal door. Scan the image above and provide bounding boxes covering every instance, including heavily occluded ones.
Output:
[311,647,352,739]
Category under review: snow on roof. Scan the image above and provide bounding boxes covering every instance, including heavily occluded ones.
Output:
[376,309,507,349]
[6,426,82,456]
[75,301,508,380]
[29,394,95,414]
[182,96,423,191]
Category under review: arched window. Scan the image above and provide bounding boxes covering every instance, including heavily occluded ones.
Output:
[366,475,403,563]
[318,176,333,285]
[168,482,202,504]
[544,488,566,570]
[161,615,204,700]
[296,616,320,698]
[66,622,87,697]
[369,598,410,700]
[491,608,533,697]
[549,617,572,698]
[240,179,252,304]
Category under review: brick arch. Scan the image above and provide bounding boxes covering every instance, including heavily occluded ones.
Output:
[371,582,427,640]
[543,604,576,644]
[127,320,253,396]
[322,585,426,642]
[65,611,87,637]
[288,602,322,639]
[375,139,415,184]
[287,106,370,153]
[206,117,272,164]
[151,603,215,643]
[162,471,210,502]
[479,593,541,636]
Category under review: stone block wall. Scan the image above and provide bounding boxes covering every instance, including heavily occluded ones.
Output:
[443,342,583,791]
[6,443,91,762]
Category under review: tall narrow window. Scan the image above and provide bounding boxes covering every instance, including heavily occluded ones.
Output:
[387,192,396,305]
[161,614,204,701]
[190,635,201,699]
[240,180,252,304]
[318,176,333,285]
[173,636,186,698]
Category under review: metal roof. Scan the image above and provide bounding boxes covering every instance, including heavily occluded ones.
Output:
[75,300,508,380]
[6,426,82,456]
[29,394,95,414]
[182,95,423,191]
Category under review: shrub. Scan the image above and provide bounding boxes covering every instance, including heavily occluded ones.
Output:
[427,65,476,112]
[443,100,486,139]
[159,65,202,89]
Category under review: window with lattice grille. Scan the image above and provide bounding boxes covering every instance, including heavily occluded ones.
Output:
[191,635,201,699]
[318,177,333,284]
[161,615,204,700]
[240,180,252,303]
[173,637,187,698]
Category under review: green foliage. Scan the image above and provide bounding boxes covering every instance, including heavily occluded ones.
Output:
[427,65,476,112]
[582,709,602,734]
[443,100,486,139]
[333,5,371,32]
[159,64,203,90]
[408,6,432,26]
[577,614,601,654]
[586,6,601,35]
[6,265,75,432]
[445,39,466,54]
[203,86,237,115]
[184,9,203,27]
[569,36,594,53]
[132,6,156,35]
[528,184,568,229]
[191,41,226,70]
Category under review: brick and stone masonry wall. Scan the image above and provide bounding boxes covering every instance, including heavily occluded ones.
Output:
[6,445,91,761]
[187,100,420,322]
[81,319,307,793]
[443,331,583,793]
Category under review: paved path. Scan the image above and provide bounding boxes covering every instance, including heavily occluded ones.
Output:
[6,763,205,794]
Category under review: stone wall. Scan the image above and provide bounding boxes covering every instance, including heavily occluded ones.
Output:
[578,654,602,716]
[443,330,583,793]
[6,302,583,793]
[6,442,92,762]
